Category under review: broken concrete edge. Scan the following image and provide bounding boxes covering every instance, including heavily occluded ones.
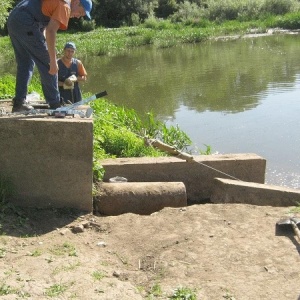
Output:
[211,177,300,207]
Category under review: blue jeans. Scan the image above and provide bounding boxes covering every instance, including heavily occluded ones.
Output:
[7,8,60,105]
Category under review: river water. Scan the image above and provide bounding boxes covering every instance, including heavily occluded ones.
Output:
[3,34,300,188]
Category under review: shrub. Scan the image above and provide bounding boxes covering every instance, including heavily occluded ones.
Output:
[260,0,297,16]
[91,99,192,180]
[170,1,203,23]
[155,0,178,19]
[274,12,300,29]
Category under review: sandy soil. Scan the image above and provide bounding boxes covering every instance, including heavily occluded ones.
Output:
[1,203,300,300]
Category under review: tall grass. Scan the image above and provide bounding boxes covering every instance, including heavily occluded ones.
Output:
[0,74,43,99]
[91,98,192,180]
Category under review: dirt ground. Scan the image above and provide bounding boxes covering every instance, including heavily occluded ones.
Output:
[0,203,300,300]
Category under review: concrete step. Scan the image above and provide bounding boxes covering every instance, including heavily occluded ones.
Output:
[211,178,300,206]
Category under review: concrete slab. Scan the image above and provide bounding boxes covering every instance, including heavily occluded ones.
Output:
[101,153,266,204]
[0,116,93,212]
[211,178,300,206]
[94,182,187,215]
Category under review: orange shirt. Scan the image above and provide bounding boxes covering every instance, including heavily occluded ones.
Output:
[77,60,87,76]
[42,0,71,30]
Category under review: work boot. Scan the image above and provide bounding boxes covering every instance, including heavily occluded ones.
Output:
[12,98,33,113]
[49,96,70,109]
[49,102,61,109]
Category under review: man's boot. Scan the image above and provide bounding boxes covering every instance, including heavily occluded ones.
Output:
[12,98,33,113]
[49,102,61,109]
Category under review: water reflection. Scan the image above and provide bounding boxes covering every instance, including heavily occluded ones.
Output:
[83,35,300,116]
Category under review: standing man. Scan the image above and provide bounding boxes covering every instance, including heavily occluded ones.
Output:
[7,0,92,112]
[58,42,87,103]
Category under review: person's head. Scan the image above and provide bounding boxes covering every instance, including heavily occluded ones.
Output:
[63,42,76,59]
[70,0,92,20]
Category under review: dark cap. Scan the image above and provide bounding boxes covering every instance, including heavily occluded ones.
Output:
[64,42,76,50]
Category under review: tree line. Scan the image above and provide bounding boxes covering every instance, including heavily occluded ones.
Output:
[1,0,300,32]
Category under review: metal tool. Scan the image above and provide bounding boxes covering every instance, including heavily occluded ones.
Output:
[64,90,108,109]
[276,217,300,242]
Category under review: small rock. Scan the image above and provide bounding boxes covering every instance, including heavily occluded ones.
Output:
[96,241,107,247]
[60,228,70,235]
[71,225,84,233]
[113,270,121,277]
[82,221,90,228]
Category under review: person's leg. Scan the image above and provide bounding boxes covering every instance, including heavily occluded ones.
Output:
[21,30,60,107]
[9,33,35,100]
[7,16,34,111]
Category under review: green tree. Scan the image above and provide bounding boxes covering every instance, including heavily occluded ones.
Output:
[93,0,158,27]
[0,0,13,30]
[155,0,178,18]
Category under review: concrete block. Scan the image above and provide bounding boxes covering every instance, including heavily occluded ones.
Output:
[101,154,266,203]
[94,182,187,215]
[0,116,93,212]
[211,178,300,206]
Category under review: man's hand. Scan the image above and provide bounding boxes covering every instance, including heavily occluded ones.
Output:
[49,61,59,75]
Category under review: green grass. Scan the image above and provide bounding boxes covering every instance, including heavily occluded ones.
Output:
[0,74,43,99]
[0,247,6,258]
[29,249,42,257]
[52,262,81,275]
[44,283,68,298]
[148,282,163,297]
[0,283,15,296]
[91,99,192,180]
[92,270,106,281]
[49,242,77,257]
[287,202,300,214]
[169,286,197,299]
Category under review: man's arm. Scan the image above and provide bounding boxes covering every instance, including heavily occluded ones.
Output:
[77,61,87,82]
[45,19,61,75]
[77,74,87,82]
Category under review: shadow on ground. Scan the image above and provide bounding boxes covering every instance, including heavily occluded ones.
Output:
[0,205,84,236]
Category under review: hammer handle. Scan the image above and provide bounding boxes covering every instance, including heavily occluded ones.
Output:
[291,220,300,241]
